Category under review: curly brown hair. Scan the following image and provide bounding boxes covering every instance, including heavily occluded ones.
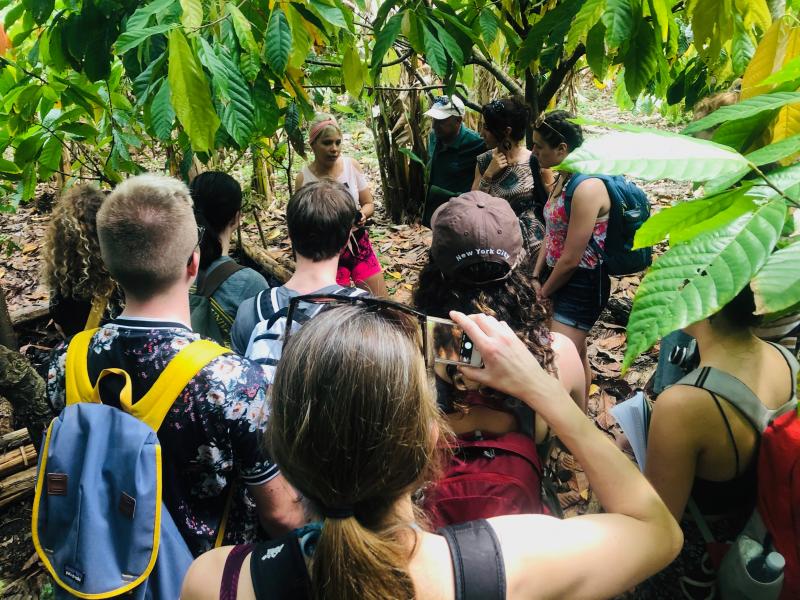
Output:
[412,255,556,375]
[42,185,116,301]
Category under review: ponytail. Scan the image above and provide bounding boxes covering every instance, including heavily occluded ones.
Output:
[311,516,415,600]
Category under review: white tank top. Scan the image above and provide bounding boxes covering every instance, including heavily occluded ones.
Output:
[301,157,367,208]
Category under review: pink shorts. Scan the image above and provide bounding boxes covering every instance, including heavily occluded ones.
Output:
[336,229,382,286]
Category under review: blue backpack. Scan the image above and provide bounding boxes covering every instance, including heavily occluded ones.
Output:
[32,329,229,599]
[564,174,652,276]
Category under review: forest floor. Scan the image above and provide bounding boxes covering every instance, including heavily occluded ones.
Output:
[0,78,692,598]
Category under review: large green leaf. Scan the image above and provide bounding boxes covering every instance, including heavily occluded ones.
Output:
[633,184,755,247]
[126,0,177,31]
[116,24,176,54]
[179,0,202,30]
[167,29,219,152]
[731,16,755,75]
[0,158,22,179]
[518,0,582,65]
[370,13,403,73]
[23,0,54,25]
[623,199,787,369]
[342,44,364,97]
[751,241,800,314]
[217,49,255,148]
[37,134,62,179]
[479,10,498,45]
[423,23,447,76]
[684,92,800,135]
[623,20,658,98]
[704,135,800,193]
[149,78,175,141]
[602,0,634,50]
[558,131,751,181]
[265,7,292,76]
[760,55,800,87]
[431,20,463,65]
[585,22,608,79]
[711,108,777,153]
[310,0,347,28]
[567,0,605,54]
[228,4,259,55]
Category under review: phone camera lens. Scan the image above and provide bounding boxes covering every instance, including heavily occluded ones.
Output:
[464,341,472,350]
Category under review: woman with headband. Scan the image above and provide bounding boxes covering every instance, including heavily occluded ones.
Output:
[294,114,388,297]
[181,302,681,600]
[471,97,547,257]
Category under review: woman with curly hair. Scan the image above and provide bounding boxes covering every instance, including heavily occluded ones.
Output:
[42,184,122,337]
[413,191,586,441]
[471,97,547,257]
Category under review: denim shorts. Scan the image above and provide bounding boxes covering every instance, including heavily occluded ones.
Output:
[547,266,611,332]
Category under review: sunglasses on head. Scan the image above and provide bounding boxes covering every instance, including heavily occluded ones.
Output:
[187,225,205,267]
[535,113,567,145]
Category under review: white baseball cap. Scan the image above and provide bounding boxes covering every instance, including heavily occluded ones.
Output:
[424,95,465,119]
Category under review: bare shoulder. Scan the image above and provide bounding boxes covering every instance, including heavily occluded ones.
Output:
[349,156,364,172]
[181,547,233,600]
[572,177,611,208]
[652,384,713,428]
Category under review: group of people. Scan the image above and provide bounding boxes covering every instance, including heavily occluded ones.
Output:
[32,94,798,600]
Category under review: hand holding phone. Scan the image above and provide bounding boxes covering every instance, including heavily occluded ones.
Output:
[426,316,483,368]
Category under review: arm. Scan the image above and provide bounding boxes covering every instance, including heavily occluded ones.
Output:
[539,179,608,299]
[551,331,587,410]
[532,235,548,296]
[294,171,304,191]
[249,474,306,537]
[452,312,682,600]
[352,159,374,221]
[181,547,233,600]
[644,385,704,520]
[471,164,482,191]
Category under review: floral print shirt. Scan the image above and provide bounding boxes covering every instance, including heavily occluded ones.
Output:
[544,182,608,269]
[46,317,276,556]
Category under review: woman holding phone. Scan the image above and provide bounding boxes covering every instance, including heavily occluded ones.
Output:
[295,113,388,297]
[182,298,681,600]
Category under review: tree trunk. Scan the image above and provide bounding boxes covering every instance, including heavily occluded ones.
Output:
[0,346,51,449]
[0,465,36,508]
[0,282,17,351]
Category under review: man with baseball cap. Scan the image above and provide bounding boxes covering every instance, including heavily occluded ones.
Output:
[423,95,485,227]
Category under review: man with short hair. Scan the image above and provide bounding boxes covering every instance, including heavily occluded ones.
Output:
[231,180,364,354]
[46,173,304,556]
[423,95,486,227]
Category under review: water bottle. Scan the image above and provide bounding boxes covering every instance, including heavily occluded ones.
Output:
[747,551,786,584]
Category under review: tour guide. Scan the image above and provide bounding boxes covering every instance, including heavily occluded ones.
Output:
[422,95,486,227]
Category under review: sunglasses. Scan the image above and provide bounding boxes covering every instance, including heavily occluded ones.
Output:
[433,96,452,106]
[534,113,567,145]
[187,225,205,267]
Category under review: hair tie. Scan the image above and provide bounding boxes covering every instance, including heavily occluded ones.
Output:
[308,118,338,145]
[320,505,355,519]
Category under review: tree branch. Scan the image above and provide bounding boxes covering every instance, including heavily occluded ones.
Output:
[539,44,586,109]
[466,49,525,97]
[306,49,413,69]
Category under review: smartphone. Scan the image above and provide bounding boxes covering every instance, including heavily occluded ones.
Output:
[426,316,483,367]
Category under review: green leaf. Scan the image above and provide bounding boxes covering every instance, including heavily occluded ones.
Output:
[684,92,800,135]
[37,134,62,179]
[711,108,777,152]
[310,0,347,28]
[370,12,403,74]
[423,23,447,76]
[23,0,54,25]
[585,22,608,79]
[430,20,463,66]
[633,185,754,247]
[558,131,751,181]
[399,147,425,166]
[623,199,787,369]
[167,29,219,152]
[342,44,364,97]
[747,134,800,166]
[265,7,291,76]
[669,193,759,246]
[518,0,582,65]
[15,132,44,165]
[116,23,176,54]
[567,0,605,54]
[731,16,755,75]
[126,0,177,31]
[648,0,670,42]
[150,78,175,141]
[373,0,396,29]
[179,0,202,31]
[602,0,634,50]
[228,4,259,55]
[284,101,305,157]
[0,157,22,178]
[623,20,658,98]
[752,242,800,314]
[217,49,255,148]
[760,55,800,87]
[58,122,98,138]
[479,10,498,45]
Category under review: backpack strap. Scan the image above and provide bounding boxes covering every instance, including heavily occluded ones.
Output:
[439,519,506,600]
[84,295,108,330]
[219,543,254,600]
[196,261,245,298]
[65,328,100,406]
[250,533,311,600]
[770,341,799,399]
[563,173,607,261]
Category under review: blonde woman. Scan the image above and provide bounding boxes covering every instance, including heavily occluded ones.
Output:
[42,185,121,337]
[294,114,388,297]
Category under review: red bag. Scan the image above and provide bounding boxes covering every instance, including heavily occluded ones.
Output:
[424,431,545,529]
[756,409,800,600]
